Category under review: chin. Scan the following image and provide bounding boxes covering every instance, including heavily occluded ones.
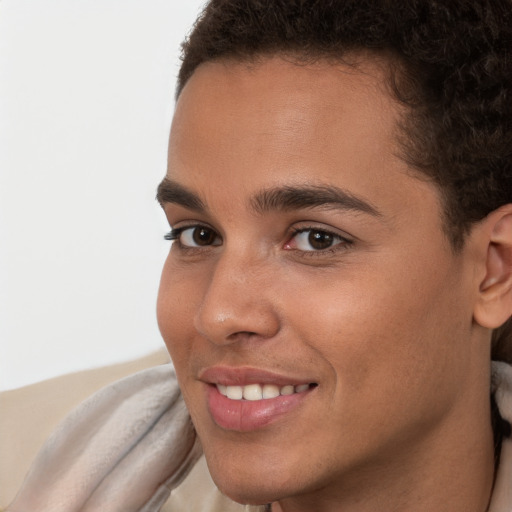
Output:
[202,444,296,505]
[211,473,282,506]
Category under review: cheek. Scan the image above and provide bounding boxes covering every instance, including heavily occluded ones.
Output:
[157,259,209,423]
[157,258,200,363]
[280,257,471,416]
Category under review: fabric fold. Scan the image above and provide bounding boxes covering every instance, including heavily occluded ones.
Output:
[7,364,202,512]
[488,361,512,512]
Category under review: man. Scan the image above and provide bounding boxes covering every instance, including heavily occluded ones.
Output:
[156,1,512,511]
[7,1,512,511]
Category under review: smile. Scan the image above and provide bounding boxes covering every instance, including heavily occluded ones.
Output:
[206,382,317,431]
[216,383,314,401]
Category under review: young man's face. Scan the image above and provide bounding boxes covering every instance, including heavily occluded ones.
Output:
[157,57,489,506]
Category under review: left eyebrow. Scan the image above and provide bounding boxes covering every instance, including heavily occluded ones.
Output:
[156,177,206,212]
[250,185,382,217]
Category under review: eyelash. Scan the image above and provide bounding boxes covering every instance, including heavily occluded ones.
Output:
[164,225,353,256]
[164,227,193,242]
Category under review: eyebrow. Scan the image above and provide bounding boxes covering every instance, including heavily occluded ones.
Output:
[251,185,382,217]
[156,177,206,212]
[156,178,381,218]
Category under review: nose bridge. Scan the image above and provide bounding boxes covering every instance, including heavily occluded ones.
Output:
[194,247,280,344]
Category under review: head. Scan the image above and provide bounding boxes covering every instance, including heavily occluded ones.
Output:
[157,0,512,508]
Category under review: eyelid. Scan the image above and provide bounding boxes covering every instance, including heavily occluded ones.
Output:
[291,225,351,238]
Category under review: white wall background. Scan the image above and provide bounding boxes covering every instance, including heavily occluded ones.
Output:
[0,0,206,390]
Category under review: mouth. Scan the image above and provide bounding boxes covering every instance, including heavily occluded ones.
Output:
[199,366,318,431]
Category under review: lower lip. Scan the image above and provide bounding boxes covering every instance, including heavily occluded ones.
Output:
[206,385,313,431]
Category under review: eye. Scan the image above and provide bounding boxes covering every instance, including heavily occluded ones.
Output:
[165,225,221,248]
[285,228,350,252]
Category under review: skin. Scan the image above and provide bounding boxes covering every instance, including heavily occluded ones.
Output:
[157,56,497,511]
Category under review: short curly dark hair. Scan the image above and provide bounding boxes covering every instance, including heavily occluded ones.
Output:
[177,0,512,360]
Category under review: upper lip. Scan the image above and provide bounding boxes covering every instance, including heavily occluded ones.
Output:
[199,366,315,387]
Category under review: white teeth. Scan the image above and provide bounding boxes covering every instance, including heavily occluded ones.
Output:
[217,383,312,401]
[226,385,243,400]
[243,384,263,401]
[280,385,295,396]
[262,384,280,399]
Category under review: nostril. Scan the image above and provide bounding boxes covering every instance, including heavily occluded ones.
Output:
[225,331,261,344]
[229,331,258,337]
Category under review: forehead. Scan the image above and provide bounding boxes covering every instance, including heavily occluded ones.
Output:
[167,55,440,227]
[170,55,401,168]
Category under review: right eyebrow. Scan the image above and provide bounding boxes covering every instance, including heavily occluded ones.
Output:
[250,184,382,217]
[156,177,206,212]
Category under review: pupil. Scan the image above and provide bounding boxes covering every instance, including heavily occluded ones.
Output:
[193,227,215,246]
[308,230,333,250]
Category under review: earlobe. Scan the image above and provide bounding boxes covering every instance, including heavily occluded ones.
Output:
[474,205,512,329]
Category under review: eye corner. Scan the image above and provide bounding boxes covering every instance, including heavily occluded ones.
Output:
[164,229,179,241]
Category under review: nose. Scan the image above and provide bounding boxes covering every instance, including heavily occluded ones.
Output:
[193,251,281,346]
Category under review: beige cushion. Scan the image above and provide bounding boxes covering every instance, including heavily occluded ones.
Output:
[0,350,170,508]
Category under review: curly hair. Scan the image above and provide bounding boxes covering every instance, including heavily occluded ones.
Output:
[177,0,512,361]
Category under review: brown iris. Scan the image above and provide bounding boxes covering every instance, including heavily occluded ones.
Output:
[193,227,217,246]
[308,230,335,250]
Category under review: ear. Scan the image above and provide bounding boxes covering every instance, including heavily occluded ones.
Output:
[473,205,512,329]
